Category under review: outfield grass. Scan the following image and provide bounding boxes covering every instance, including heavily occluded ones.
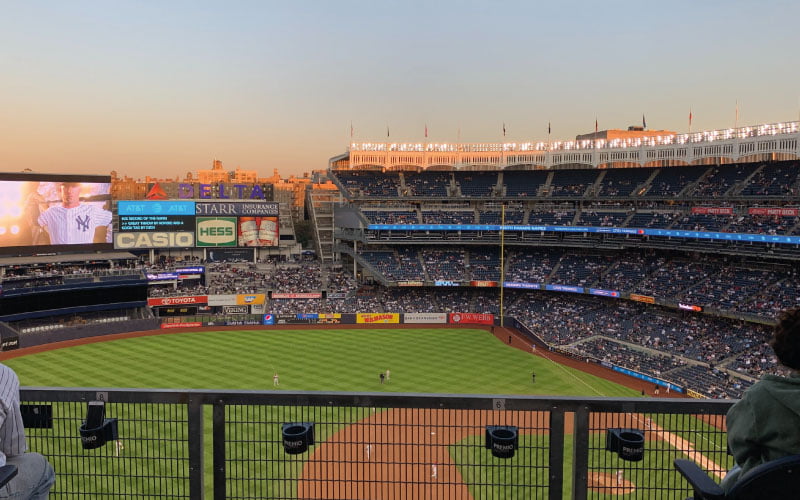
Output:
[6,328,677,498]
[6,328,640,397]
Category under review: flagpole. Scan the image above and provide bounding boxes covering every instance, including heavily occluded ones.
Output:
[500,203,505,328]
[501,122,506,167]
[547,121,552,168]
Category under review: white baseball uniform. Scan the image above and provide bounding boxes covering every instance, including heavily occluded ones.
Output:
[38,204,112,244]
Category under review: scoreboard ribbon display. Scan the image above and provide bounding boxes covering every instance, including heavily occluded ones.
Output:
[119,215,195,232]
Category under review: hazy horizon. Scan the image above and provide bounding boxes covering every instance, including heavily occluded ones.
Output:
[2,1,799,180]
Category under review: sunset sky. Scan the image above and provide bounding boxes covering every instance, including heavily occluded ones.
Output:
[2,1,799,180]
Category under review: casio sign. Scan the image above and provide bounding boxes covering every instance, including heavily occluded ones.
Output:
[114,232,195,249]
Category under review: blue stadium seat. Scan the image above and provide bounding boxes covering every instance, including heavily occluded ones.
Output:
[0,465,18,488]
[674,454,800,500]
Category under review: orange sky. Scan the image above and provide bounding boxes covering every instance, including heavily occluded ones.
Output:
[2,2,799,180]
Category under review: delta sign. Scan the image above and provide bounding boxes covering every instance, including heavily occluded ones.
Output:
[179,183,268,200]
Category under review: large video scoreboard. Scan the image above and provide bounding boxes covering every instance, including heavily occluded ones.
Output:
[114,201,280,249]
[0,173,112,255]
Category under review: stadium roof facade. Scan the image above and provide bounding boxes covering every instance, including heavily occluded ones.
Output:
[335,120,799,171]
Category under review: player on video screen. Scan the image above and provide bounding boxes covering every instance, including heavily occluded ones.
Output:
[35,182,112,245]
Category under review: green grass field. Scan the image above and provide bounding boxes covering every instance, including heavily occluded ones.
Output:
[6,328,640,397]
[5,328,708,498]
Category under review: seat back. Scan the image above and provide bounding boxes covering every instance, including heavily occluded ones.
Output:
[730,454,800,500]
[0,465,17,488]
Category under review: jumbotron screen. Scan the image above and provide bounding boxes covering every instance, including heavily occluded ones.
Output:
[0,173,112,255]
[114,201,280,249]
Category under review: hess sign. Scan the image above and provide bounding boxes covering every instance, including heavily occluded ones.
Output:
[195,217,237,247]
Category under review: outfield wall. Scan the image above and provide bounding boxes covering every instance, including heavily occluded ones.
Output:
[4,318,159,349]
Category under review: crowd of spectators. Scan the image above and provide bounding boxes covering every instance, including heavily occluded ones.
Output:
[690,164,751,198]
[421,249,465,281]
[336,171,400,197]
[739,163,799,197]
[136,248,800,321]
[363,210,419,224]
[3,253,792,399]
[421,210,476,224]
[404,172,450,197]
[725,214,799,235]
[577,338,688,378]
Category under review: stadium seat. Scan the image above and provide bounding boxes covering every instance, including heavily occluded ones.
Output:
[674,455,800,500]
[0,465,18,488]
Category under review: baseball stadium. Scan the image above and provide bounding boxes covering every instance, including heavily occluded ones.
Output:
[1,120,799,498]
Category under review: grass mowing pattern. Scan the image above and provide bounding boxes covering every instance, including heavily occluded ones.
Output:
[6,328,641,396]
[7,328,643,498]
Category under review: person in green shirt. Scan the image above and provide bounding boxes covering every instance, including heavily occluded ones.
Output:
[722,307,800,492]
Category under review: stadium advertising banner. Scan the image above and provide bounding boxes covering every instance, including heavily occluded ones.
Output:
[356,313,400,324]
[236,294,265,305]
[449,313,494,325]
[147,296,208,306]
[262,314,275,325]
[196,202,280,247]
[629,293,656,304]
[195,202,279,216]
[115,231,195,249]
[158,306,198,316]
[176,266,205,274]
[317,313,342,324]
[237,217,279,247]
[147,272,179,281]
[160,322,203,329]
[397,281,424,287]
[0,334,19,352]
[118,200,195,215]
[612,366,683,393]
[686,389,705,399]
[275,314,317,324]
[115,200,279,248]
[503,282,541,290]
[589,288,620,298]
[470,280,498,287]
[749,207,799,216]
[678,303,703,312]
[368,223,800,246]
[208,295,237,306]
[691,207,734,215]
[177,184,272,200]
[222,319,262,326]
[403,313,447,324]
[434,280,460,287]
[0,174,113,255]
[222,305,249,315]
[119,215,195,232]
[206,248,254,262]
[271,292,323,299]
[195,217,237,247]
[545,284,584,294]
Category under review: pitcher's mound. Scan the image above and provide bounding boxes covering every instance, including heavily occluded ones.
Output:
[588,471,636,495]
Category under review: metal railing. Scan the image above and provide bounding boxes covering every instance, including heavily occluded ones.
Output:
[21,388,733,499]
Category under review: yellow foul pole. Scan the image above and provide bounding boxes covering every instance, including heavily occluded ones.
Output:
[500,204,505,328]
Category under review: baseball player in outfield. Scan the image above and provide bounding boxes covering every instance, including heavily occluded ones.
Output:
[36,182,112,245]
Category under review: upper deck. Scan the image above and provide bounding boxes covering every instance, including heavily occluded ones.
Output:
[338,121,800,171]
